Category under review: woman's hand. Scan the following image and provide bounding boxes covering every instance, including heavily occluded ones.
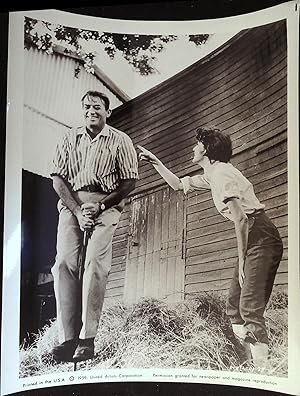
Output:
[137,145,160,166]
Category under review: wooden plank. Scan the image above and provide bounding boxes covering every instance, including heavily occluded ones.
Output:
[188,190,213,208]
[186,267,234,285]
[144,253,153,297]
[187,198,215,215]
[168,188,178,244]
[146,193,156,254]
[153,189,163,252]
[266,204,288,219]
[112,255,127,266]
[277,225,288,238]
[252,172,287,194]
[186,256,237,275]
[136,254,146,301]
[123,256,138,304]
[186,228,236,249]
[105,287,124,298]
[236,140,286,171]
[138,196,148,257]
[106,278,124,290]
[114,225,130,237]
[221,94,287,134]
[166,256,176,303]
[174,256,185,302]
[272,215,287,228]
[263,193,288,211]
[187,233,288,258]
[187,237,237,257]
[249,162,287,186]
[159,253,168,299]
[152,250,161,298]
[161,188,170,249]
[112,247,127,259]
[188,214,230,232]
[186,246,240,265]
[233,113,286,149]
[107,270,125,282]
[257,183,287,202]
[187,221,234,240]
[274,272,287,285]
[110,262,126,273]
[277,259,288,273]
[187,206,220,225]
[112,239,128,251]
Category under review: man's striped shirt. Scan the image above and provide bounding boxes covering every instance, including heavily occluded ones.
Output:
[50,124,139,192]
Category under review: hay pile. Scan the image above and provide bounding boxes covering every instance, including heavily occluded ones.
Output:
[19,291,288,378]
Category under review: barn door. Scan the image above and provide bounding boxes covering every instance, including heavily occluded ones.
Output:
[124,187,186,304]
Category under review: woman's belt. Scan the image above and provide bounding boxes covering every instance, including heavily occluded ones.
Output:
[247,209,265,218]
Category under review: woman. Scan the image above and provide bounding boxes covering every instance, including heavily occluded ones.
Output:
[138,126,283,369]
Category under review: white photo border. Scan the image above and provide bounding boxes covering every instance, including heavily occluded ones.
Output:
[1,2,299,395]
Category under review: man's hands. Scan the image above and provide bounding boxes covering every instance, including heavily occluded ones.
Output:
[74,202,102,231]
[138,145,160,165]
[81,202,100,219]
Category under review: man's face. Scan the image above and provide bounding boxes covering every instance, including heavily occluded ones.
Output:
[82,95,111,130]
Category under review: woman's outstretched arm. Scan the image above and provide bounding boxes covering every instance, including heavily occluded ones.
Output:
[138,145,183,191]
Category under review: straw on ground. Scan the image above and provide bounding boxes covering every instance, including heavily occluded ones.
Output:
[20,290,288,378]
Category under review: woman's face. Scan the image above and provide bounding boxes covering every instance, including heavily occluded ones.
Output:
[192,141,206,163]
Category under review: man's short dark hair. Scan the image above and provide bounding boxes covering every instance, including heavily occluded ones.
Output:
[196,126,232,163]
[81,90,110,111]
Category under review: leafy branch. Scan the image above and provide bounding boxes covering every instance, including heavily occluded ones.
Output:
[24,17,209,76]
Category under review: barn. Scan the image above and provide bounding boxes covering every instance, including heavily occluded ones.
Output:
[107,20,288,304]
[21,20,287,340]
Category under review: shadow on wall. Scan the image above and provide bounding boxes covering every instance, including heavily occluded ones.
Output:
[20,170,58,345]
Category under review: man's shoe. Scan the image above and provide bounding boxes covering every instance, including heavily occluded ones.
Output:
[73,338,95,362]
[51,339,78,363]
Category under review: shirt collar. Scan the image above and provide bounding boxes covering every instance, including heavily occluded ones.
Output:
[203,160,222,180]
[77,124,111,138]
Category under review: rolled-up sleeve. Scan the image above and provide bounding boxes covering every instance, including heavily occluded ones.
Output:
[50,134,69,179]
[180,175,211,194]
[117,134,139,180]
[214,167,240,203]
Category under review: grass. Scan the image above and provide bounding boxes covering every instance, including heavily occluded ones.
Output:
[19,289,288,378]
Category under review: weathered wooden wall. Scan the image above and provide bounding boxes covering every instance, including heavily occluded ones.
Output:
[109,21,287,300]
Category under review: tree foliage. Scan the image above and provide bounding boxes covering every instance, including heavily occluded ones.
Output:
[24,17,209,76]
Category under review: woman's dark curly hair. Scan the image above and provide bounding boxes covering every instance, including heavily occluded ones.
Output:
[196,126,232,163]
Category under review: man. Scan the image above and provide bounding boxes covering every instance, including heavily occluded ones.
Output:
[50,90,138,362]
[138,126,283,370]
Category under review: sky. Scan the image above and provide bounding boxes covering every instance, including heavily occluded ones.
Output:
[84,31,240,98]
[31,19,239,99]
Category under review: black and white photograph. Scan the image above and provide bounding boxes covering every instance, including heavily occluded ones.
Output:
[1,2,299,396]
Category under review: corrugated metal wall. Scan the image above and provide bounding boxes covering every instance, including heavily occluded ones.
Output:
[23,47,124,177]
[109,21,287,299]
